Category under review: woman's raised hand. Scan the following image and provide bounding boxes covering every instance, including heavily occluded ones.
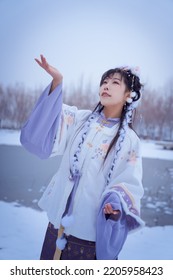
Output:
[35,54,63,90]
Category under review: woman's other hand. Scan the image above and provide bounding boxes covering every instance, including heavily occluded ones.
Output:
[103,203,120,215]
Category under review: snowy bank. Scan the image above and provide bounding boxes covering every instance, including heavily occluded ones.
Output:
[0,129,173,160]
[0,201,172,260]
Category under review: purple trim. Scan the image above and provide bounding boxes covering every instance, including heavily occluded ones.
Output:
[113,186,139,216]
[96,192,128,260]
[20,83,63,159]
[96,112,120,128]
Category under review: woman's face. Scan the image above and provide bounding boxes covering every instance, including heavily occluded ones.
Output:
[99,73,130,108]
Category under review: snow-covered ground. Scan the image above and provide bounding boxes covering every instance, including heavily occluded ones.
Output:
[0,129,173,260]
[0,129,21,146]
[0,201,172,260]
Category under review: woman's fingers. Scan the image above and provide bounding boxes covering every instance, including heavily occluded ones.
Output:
[104,203,111,214]
[40,54,44,61]
[41,54,48,66]
[104,203,120,215]
[35,54,49,70]
[35,58,42,66]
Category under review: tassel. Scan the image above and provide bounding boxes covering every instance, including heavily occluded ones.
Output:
[61,214,74,227]
[56,235,67,250]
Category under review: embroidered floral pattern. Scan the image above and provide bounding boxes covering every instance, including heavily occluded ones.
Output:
[95,126,102,132]
[87,142,93,148]
[127,150,139,164]
[100,142,109,153]
[91,139,109,160]
[64,110,75,126]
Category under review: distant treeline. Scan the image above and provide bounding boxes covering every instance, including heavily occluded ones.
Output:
[0,80,173,140]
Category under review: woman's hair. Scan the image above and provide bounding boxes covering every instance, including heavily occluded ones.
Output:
[93,67,143,164]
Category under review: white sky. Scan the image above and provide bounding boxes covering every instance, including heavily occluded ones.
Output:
[1,0,173,91]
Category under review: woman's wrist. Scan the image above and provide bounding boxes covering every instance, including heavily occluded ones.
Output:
[50,77,63,93]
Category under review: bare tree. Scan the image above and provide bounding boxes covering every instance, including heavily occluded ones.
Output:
[0,78,173,141]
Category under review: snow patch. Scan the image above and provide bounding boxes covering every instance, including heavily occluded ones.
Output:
[0,129,173,160]
[0,201,172,260]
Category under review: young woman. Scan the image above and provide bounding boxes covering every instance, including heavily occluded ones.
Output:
[20,55,145,260]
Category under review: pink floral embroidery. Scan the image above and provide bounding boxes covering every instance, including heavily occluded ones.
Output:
[100,143,109,153]
[95,126,102,132]
[91,140,109,159]
[87,142,93,148]
[64,110,75,126]
[64,115,74,125]
[127,150,138,164]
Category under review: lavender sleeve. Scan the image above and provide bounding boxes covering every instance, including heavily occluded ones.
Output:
[96,192,128,260]
[20,83,63,159]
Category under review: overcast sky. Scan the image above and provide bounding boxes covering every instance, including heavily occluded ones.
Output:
[1,0,173,91]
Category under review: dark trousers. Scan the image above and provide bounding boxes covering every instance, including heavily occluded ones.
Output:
[40,223,96,260]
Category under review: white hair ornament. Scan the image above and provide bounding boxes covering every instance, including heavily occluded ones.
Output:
[126,97,133,103]
[131,92,136,98]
